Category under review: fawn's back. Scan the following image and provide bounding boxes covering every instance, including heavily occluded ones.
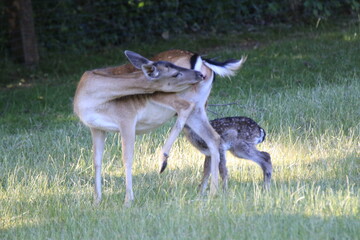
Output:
[184,116,266,155]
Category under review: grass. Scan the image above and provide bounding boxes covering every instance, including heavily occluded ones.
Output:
[0,18,359,239]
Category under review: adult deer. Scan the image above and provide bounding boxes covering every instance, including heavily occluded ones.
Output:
[74,50,246,205]
[184,116,272,193]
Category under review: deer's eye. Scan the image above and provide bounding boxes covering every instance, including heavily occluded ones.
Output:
[172,72,182,78]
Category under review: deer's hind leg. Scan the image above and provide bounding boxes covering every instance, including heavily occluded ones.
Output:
[231,141,272,189]
[186,109,221,196]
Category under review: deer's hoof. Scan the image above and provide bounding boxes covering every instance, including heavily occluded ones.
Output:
[160,160,168,173]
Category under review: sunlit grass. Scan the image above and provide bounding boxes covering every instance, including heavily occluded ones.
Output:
[1,77,359,238]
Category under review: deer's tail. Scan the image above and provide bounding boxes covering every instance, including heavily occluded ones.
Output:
[203,55,247,78]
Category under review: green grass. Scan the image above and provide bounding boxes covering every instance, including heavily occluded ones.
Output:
[1,18,359,239]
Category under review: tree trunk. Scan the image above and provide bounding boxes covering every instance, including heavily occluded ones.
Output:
[6,0,39,66]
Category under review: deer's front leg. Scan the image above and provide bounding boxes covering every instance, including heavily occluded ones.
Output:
[91,128,106,205]
[159,100,195,173]
[186,109,221,196]
[120,123,136,207]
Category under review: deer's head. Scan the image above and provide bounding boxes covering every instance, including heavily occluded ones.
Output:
[125,50,205,91]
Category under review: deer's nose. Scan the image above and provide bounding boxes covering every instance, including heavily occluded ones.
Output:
[197,72,206,80]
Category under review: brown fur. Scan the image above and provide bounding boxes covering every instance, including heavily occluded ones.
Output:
[74,50,246,205]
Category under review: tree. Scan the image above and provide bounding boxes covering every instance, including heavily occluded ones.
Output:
[6,0,39,66]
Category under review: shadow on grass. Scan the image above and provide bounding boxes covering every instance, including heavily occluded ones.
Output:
[1,190,359,240]
[68,151,358,206]
[1,151,359,240]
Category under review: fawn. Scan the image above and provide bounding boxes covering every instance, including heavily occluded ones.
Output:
[183,116,272,194]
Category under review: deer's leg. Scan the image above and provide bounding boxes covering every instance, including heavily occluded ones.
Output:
[186,109,221,196]
[159,100,195,173]
[91,128,106,204]
[231,142,272,189]
[199,149,228,194]
[219,148,228,191]
[119,122,136,206]
[258,151,272,190]
[198,156,211,195]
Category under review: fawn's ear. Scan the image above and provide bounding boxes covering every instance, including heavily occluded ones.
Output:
[141,64,160,80]
[124,50,153,69]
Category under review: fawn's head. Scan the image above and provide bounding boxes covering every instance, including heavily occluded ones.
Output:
[125,50,205,91]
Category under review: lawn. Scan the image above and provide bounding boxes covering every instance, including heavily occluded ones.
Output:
[0,18,359,239]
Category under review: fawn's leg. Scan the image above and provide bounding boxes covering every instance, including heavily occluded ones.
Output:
[199,156,211,195]
[258,151,272,189]
[219,148,228,191]
[200,149,228,194]
[231,141,272,189]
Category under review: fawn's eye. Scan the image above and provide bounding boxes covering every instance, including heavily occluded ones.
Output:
[172,72,182,78]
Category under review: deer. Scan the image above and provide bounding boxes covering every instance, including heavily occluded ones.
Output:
[183,116,272,193]
[74,49,246,205]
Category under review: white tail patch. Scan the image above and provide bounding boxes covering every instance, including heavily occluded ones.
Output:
[194,55,203,71]
[255,128,266,144]
[204,56,247,78]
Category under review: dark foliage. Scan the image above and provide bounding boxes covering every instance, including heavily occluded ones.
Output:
[0,0,359,53]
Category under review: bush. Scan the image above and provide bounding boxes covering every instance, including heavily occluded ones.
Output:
[0,0,359,54]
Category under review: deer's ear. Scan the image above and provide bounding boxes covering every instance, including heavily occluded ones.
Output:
[141,64,159,80]
[124,50,152,69]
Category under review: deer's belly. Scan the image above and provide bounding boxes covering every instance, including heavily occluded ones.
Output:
[135,105,176,134]
[81,113,120,132]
